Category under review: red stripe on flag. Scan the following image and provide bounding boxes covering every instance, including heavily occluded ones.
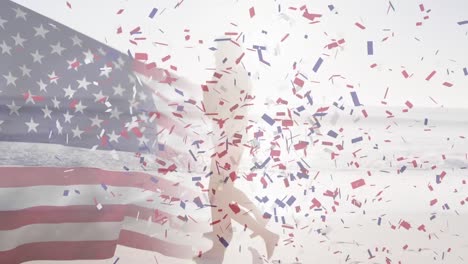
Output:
[0,241,117,263]
[0,204,187,230]
[0,167,185,193]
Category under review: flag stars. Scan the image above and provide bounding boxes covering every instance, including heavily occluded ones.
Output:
[51,96,60,109]
[50,41,66,56]
[37,79,47,92]
[70,35,83,47]
[109,107,122,119]
[25,90,36,104]
[71,125,84,139]
[83,49,94,63]
[7,101,21,116]
[3,72,17,86]
[89,115,103,128]
[100,65,113,78]
[33,24,49,38]
[11,33,26,47]
[63,111,74,123]
[25,118,39,133]
[31,50,44,64]
[19,64,32,77]
[42,105,52,119]
[74,101,87,114]
[48,71,60,84]
[13,7,27,20]
[0,41,11,55]
[63,85,75,99]
[77,77,91,90]
[108,130,120,143]
[0,16,7,29]
[67,58,80,70]
[93,90,107,102]
[113,84,125,96]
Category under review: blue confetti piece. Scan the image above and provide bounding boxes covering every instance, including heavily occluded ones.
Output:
[63,190,69,196]
[367,41,374,55]
[327,130,338,138]
[424,118,428,125]
[263,212,272,219]
[350,91,362,106]
[464,67,468,76]
[275,199,286,208]
[193,197,204,208]
[400,165,407,173]
[457,20,468,25]
[328,4,335,11]
[150,176,159,183]
[101,184,108,191]
[312,57,323,73]
[214,38,231,42]
[297,172,309,179]
[313,112,327,117]
[351,136,363,143]
[286,196,296,206]
[149,8,158,18]
[158,144,165,151]
[126,49,133,59]
[218,236,230,248]
[192,176,201,181]
[180,201,186,209]
[377,217,382,225]
[262,113,275,125]
[175,88,184,96]
[297,105,305,112]
[306,93,313,105]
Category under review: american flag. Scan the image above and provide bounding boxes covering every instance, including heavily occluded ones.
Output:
[0,1,201,262]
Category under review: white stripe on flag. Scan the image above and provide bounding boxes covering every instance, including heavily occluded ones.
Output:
[0,185,191,212]
[0,141,157,172]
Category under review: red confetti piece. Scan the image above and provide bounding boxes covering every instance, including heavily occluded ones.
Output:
[161,55,171,62]
[425,70,436,81]
[249,7,255,18]
[401,70,409,78]
[355,22,366,29]
[351,179,366,189]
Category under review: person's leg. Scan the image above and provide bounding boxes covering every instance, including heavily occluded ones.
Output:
[227,202,279,259]
[230,187,268,226]
[195,155,233,263]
